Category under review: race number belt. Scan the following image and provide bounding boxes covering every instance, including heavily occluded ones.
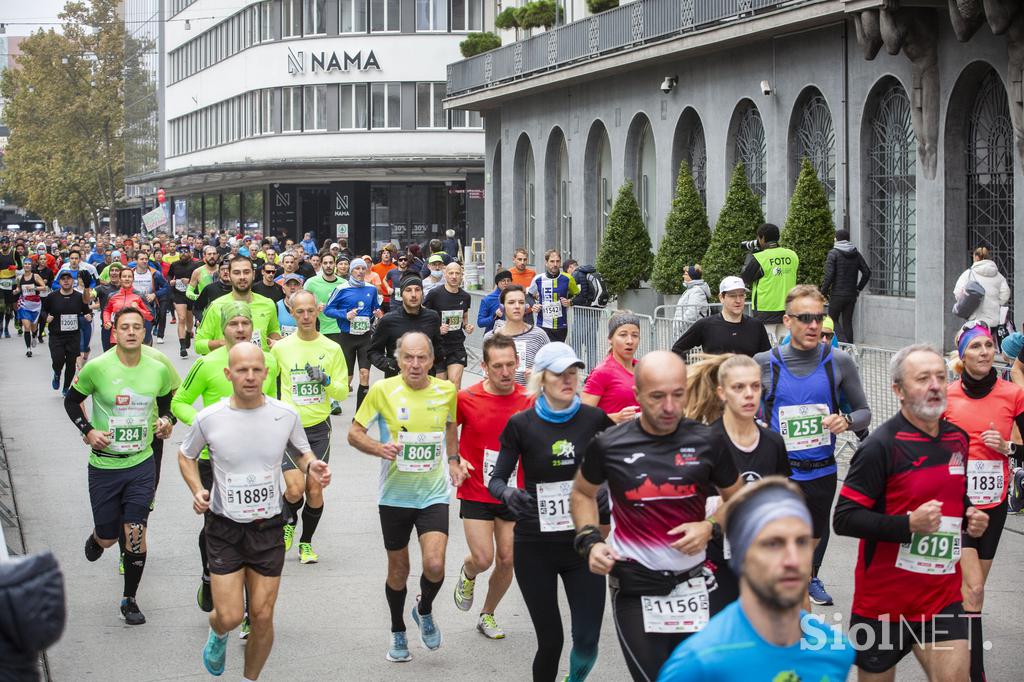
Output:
[107,416,149,454]
[59,314,79,332]
[787,456,837,472]
[174,279,188,292]
[641,577,710,634]
[442,309,464,329]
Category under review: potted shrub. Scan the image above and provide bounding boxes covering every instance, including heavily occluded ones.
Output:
[516,0,563,30]
[587,0,619,13]
[780,158,835,286]
[460,32,502,58]
[595,181,654,307]
[494,7,520,30]
[701,163,764,293]
[652,160,711,296]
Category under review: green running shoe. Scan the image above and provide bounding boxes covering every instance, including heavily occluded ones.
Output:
[239,615,250,641]
[118,553,124,576]
[477,613,505,639]
[453,565,475,611]
[283,523,296,552]
[298,542,319,564]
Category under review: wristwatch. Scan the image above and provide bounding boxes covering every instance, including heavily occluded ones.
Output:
[447,454,461,464]
[842,413,853,427]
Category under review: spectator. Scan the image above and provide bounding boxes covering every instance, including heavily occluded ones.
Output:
[673,264,711,324]
[301,231,318,255]
[740,223,799,342]
[477,269,513,333]
[820,228,871,344]
[671,276,770,358]
[953,246,1010,328]
[442,228,461,260]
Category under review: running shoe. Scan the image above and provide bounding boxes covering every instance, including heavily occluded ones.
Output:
[25,350,31,357]
[197,579,213,612]
[330,400,343,416]
[180,348,187,358]
[83,534,104,562]
[298,542,319,564]
[386,631,412,662]
[453,565,475,611]
[119,553,124,576]
[2,328,9,338]
[239,615,250,640]
[119,597,146,625]
[203,628,228,675]
[1008,467,1024,514]
[477,613,505,640]
[808,577,834,606]
[410,598,442,651]
[51,372,60,390]
[283,524,296,552]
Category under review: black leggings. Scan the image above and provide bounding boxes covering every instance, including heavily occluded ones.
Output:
[962,498,1008,560]
[49,334,79,391]
[610,585,696,682]
[335,332,371,379]
[514,540,605,681]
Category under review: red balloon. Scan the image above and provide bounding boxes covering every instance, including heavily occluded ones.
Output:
[157,188,166,204]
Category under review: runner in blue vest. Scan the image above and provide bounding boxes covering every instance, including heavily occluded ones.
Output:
[754,284,870,608]
[527,249,579,343]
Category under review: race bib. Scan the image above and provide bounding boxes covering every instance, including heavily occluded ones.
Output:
[542,300,563,323]
[281,325,297,337]
[966,460,1004,506]
[396,431,442,473]
[515,340,527,373]
[250,330,262,348]
[442,309,464,329]
[896,515,962,575]
[536,480,572,532]
[0,278,13,290]
[223,470,279,521]
[174,279,188,292]
[778,404,830,451]
[107,416,149,454]
[482,448,519,489]
[21,284,35,297]
[350,315,370,335]
[60,314,79,332]
[290,369,324,406]
[642,578,710,634]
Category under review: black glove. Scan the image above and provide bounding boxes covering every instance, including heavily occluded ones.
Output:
[500,487,537,521]
[304,363,331,386]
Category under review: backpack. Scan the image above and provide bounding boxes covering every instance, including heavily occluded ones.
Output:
[952,269,986,320]
[575,265,609,307]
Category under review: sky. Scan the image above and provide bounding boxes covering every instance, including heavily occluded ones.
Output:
[0,0,68,35]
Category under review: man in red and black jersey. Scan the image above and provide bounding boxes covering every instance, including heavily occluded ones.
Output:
[834,344,989,681]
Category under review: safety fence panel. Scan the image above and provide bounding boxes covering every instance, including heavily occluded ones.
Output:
[849,346,899,424]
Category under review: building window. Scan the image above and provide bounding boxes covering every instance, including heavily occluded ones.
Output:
[371,83,401,129]
[261,89,274,133]
[303,84,328,131]
[867,82,917,297]
[416,83,446,128]
[524,150,536,259]
[416,0,447,31]
[686,119,707,207]
[283,86,303,131]
[967,70,1015,295]
[556,139,571,257]
[339,83,369,129]
[371,0,400,32]
[340,0,368,33]
[735,104,766,211]
[450,110,482,129]
[451,0,483,31]
[282,0,302,37]
[304,0,327,35]
[794,92,836,215]
[261,1,274,41]
[638,121,656,229]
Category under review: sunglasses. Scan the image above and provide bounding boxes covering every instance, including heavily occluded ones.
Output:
[397,257,407,262]
[822,331,835,339]
[788,312,826,325]
[264,269,276,274]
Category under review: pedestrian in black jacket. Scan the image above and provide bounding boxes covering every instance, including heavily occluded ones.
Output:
[820,229,871,344]
[368,274,446,377]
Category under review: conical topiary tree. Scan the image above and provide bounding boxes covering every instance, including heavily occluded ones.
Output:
[701,163,764,293]
[652,160,711,295]
[595,181,654,299]
[780,158,835,287]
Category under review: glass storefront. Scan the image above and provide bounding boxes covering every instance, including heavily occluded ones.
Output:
[370,182,465,252]
[243,189,265,232]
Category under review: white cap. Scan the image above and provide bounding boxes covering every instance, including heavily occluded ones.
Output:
[719,276,749,294]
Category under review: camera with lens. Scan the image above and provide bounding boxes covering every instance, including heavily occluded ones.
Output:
[740,239,760,253]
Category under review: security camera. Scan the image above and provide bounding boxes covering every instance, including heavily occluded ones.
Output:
[660,76,678,94]
[760,80,773,96]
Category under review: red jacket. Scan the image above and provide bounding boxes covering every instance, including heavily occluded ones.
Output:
[103,288,154,327]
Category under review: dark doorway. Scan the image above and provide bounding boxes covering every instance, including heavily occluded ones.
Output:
[298,187,333,246]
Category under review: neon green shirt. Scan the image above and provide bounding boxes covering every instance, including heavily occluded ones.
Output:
[354,375,456,509]
[195,292,280,354]
[752,247,799,313]
[72,350,173,470]
[304,274,344,335]
[270,332,350,427]
[101,344,181,391]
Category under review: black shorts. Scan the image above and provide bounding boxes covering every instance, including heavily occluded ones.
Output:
[460,498,515,522]
[795,472,837,539]
[336,331,371,376]
[204,512,286,577]
[284,419,331,471]
[171,291,192,309]
[442,344,468,367]
[962,498,1008,560]
[379,503,449,551]
[850,601,967,673]
[87,457,155,540]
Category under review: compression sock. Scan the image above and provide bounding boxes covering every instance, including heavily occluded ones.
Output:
[568,646,598,681]
[417,575,444,615]
[285,496,304,525]
[24,329,31,349]
[356,384,369,411]
[180,337,187,352]
[123,551,147,599]
[198,528,210,579]
[385,583,407,632]
[298,504,323,543]
[966,611,986,681]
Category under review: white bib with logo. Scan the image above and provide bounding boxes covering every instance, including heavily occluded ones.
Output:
[641,578,710,634]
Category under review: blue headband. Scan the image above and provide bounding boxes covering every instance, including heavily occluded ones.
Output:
[957,324,992,358]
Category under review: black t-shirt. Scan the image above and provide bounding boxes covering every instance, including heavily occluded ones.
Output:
[709,419,790,483]
[252,280,284,303]
[581,418,739,570]
[423,286,472,346]
[495,404,613,542]
[296,261,316,280]
[168,260,197,293]
[42,290,89,336]
[671,313,771,357]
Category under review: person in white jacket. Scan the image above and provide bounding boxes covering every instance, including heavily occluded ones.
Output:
[953,247,1010,327]
[673,264,712,324]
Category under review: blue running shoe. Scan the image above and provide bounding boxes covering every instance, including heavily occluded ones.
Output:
[51,372,60,390]
[203,628,228,676]
[386,631,412,662]
[808,577,833,606]
[410,598,442,651]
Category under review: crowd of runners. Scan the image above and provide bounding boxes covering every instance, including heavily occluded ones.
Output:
[1,228,1020,681]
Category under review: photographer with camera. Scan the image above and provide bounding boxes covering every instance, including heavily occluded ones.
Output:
[740,223,798,343]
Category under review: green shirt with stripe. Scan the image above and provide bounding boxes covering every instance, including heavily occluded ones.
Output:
[194,292,280,355]
[304,274,344,335]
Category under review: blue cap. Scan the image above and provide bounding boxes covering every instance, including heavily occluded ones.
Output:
[279,273,305,284]
[1001,332,1024,361]
[532,342,585,374]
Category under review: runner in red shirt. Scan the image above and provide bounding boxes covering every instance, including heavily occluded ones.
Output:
[449,334,531,639]
[943,321,1024,681]
[834,344,989,682]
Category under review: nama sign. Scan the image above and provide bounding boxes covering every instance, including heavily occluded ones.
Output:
[288,46,382,74]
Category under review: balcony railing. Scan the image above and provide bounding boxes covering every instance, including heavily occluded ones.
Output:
[447,0,820,98]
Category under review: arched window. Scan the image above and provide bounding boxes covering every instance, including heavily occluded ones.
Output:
[735,104,766,211]
[867,82,916,297]
[584,122,613,259]
[491,143,502,262]
[514,134,536,261]
[599,133,612,240]
[557,138,571,257]
[687,119,707,207]
[638,121,657,228]
[794,92,836,215]
[967,70,1014,293]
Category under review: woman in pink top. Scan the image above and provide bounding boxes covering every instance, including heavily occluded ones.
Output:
[582,311,641,423]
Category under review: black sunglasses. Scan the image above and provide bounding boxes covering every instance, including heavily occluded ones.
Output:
[788,313,825,325]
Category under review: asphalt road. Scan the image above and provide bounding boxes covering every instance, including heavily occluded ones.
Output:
[1,319,1022,681]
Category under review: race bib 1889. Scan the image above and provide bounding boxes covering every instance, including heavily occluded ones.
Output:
[224,470,279,521]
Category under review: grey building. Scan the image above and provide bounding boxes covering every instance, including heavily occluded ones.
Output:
[446,0,1024,350]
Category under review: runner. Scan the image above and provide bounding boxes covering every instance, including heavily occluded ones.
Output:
[571,350,743,681]
[834,344,989,682]
[754,284,870,607]
[348,331,464,663]
[179,342,331,679]
[275,274,304,336]
[483,285,549,386]
[305,252,346,415]
[324,257,381,410]
[252,259,285,303]
[0,236,17,337]
[130,252,168,345]
[368,275,445,379]
[103,267,155,350]
[657,478,854,681]
[451,335,532,639]
[168,245,198,358]
[671,276,771,358]
[171,302,283,616]
[422,255,446,295]
[193,258,232,324]
[581,312,641,423]
[195,255,281,354]
[271,290,349,564]
[943,321,1024,681]
[43,270,93,395]
[371,248,397,312]
[528,249,579,343]
[487,342,612,681]
[64,307,175,625]
[477,270,512,334]
[186,245,221,312]
[56,250,100,365]
[424,261,474,389]
[14,265,47,357]
[94,263,123,352]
